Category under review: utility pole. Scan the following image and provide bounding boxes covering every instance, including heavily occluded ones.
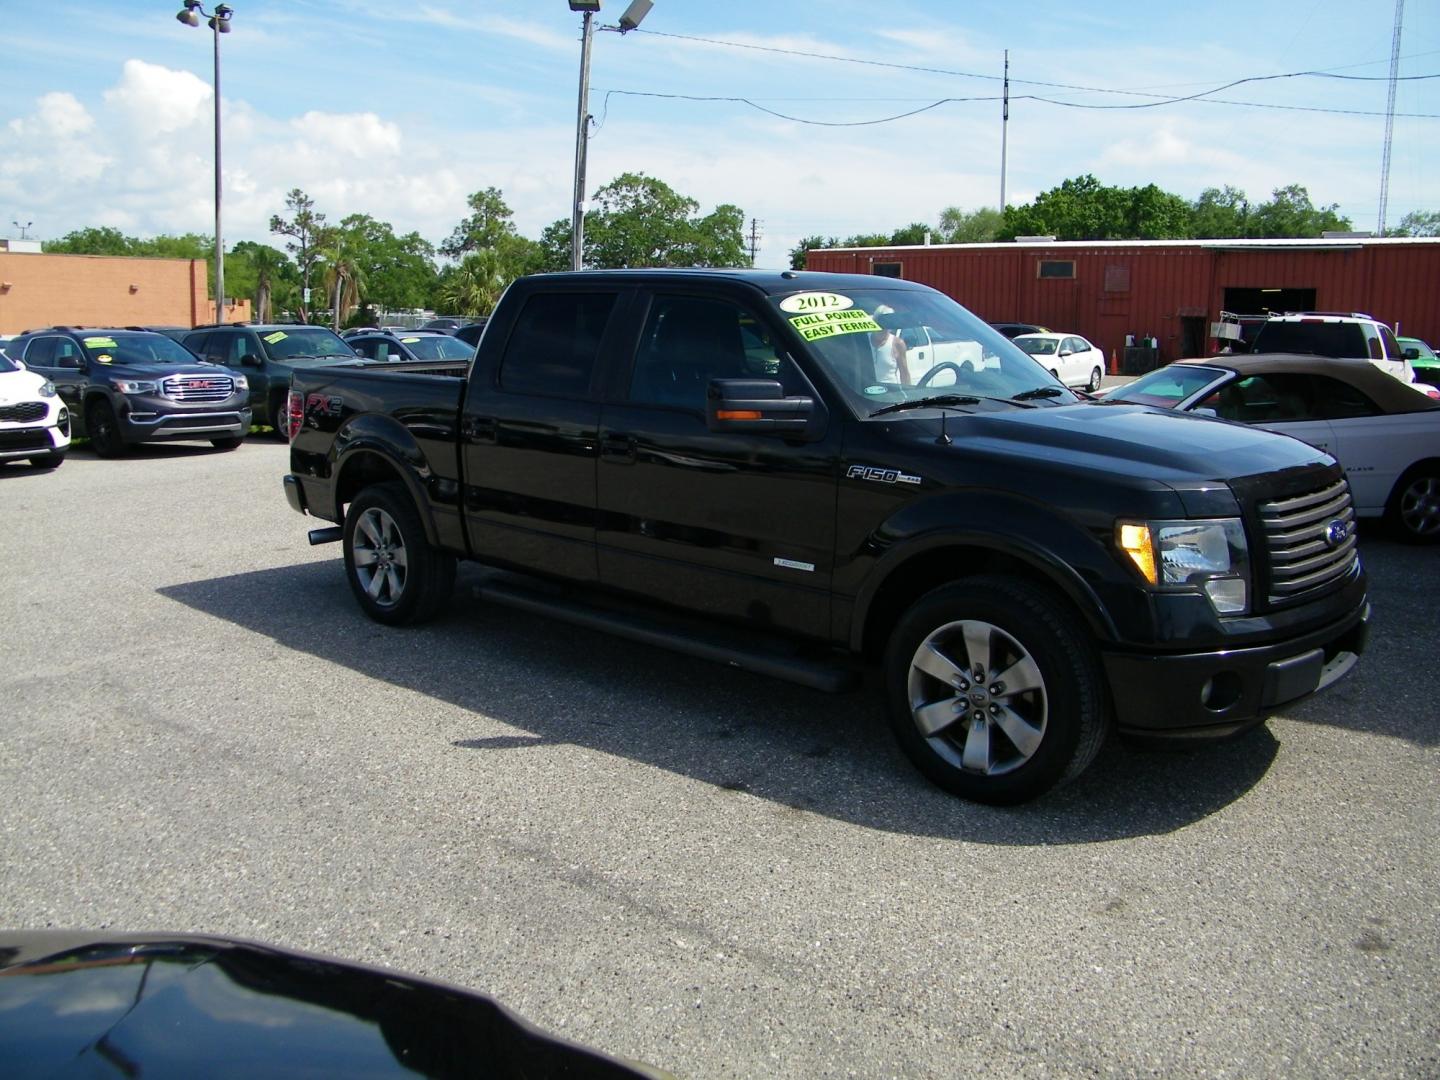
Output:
[747,218,763,267]
[999,50,1009,213]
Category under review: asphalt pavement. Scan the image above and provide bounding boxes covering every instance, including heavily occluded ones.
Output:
[1,439,1436,1078]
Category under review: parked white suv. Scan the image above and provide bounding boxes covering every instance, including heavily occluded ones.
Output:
[0,347,71,469]
[1251,312,1418,386]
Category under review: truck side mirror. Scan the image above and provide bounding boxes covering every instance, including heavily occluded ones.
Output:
[706,379,822,440]
[240,353,262,367]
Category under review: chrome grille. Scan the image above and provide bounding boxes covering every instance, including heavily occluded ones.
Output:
[0,402,46,423]
[163,375,235,402]
[1258,479,1358,604]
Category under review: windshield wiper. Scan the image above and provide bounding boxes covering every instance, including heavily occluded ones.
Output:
[1012,386,1066,401]
[870,394,979,417]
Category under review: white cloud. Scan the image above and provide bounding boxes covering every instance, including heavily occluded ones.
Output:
[7,91,94,138]
[102,59,212,135]
[289,111,403,158]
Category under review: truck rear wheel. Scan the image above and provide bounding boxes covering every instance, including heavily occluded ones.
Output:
[343,483,455,625]
[884,576,1109,804]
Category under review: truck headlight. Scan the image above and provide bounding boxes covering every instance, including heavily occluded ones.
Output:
[1118,518,1250,614]
[232,375,249,392]
[113,379,159,394]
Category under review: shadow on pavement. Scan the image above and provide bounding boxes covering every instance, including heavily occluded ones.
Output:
[158,558,1290,844]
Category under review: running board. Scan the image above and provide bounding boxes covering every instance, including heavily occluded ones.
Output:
[473,577,859,694]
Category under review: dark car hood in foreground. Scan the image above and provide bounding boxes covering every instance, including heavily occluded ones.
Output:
[0,931,668,1079]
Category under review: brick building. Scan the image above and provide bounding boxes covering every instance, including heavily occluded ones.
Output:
[0,242,249,333]
[805,236,1440,366]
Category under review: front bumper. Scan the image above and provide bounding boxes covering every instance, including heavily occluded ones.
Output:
[117,393,251,443]
[0,402,71,460]
[1104,599,1371,739]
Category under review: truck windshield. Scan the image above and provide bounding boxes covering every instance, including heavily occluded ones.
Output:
[400,335,475,361]
[81,333,201,367]
[771,288,1076,414]
[261,328,355,360]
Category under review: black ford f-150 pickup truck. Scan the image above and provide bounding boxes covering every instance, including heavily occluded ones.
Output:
[284,270,1370,804]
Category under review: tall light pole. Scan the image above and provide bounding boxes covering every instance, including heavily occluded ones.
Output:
[176,1,233,321]
[568,0,653,271]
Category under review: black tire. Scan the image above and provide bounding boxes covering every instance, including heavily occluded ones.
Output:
[28,452,65,470]
[86,399,126,458]
[1087,366,1103,393]
[211,436,243,451]
[269,392,290,440]
[1386,467,1440,543]
[884,576,1109,805]
[343,482,456,625]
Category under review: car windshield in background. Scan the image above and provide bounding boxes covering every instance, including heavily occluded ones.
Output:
[401,335,474,361]
[1014,336,1059,356]
[771,288,1072,414]
[1107,364,1227,408]
[261,328,354,360]
[1254,322,1366,357]
[80,333,202,367]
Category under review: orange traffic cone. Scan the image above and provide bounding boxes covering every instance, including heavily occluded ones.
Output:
[1108,348,1118,375]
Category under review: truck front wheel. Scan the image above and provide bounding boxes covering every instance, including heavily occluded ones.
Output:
[884,576,1109,805]
[343,483,455,625]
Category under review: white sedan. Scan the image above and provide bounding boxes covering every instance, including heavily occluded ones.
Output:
[1011,332,1106,392]
[0,348,70,469]
[1105,353,1440,542]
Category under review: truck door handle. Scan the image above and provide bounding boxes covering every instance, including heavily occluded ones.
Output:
[601,432,636,461]
[461,416,497,443]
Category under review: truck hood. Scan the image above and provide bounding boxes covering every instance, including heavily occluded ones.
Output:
[893,400,1329,486]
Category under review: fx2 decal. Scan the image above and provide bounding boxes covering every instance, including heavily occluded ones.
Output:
[847,465,922,486]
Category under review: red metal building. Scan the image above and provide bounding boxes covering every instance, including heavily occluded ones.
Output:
[805,236,1440,367]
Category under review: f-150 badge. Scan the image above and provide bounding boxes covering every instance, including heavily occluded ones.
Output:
[847,465,921,485]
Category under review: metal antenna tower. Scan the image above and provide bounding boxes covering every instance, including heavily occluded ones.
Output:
[1378,0,1405,235]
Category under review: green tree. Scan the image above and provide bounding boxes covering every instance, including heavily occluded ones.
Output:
[438,250,508,317]
[1388,209,1440,237]
[788,234,838,270]
[1248,184,1350,238]
[270,188,328,323]
[43,226,135,255]
[566,172,747,269]
[888,222,931,245]
[441,187,517,259]
[231,241,294,323]
[936,207,1001,244]
[337,213,437,313]
[1190,186,1251,238]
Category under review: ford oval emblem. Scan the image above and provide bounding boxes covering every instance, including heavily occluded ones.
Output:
[1325,519,1350,547]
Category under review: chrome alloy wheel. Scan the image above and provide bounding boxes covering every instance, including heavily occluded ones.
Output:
[1399,474,1440,538]
[905,618,1048,777]
[351,506,409,607]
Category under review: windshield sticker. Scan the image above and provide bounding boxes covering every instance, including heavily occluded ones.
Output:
[401,337,420,343]
[788,309,881,342]
[95,354,113,364]
[779,291,853,315]
[863,385,889,395]
[83,337,118,349]
[264,331,288,344]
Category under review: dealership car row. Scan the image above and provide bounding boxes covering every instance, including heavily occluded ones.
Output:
[2,303,1437,545]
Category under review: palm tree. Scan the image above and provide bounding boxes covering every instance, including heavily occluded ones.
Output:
[318,232,366,330]
[245,245,286,323]
[438,250,508,318]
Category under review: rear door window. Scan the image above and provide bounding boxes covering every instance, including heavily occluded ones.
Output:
[498,292,617,399]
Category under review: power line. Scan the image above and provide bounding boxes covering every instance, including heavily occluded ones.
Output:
[631,27,1440,102]
[598,87,1440,124]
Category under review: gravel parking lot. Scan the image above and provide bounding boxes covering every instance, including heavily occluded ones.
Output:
[2,439,1436,1078]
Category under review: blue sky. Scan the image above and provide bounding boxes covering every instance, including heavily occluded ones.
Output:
[1,0,1436,267]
